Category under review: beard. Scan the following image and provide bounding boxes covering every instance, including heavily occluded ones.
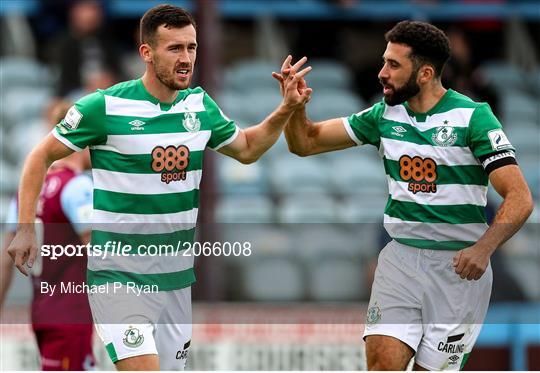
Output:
[153,55,191,91]
[380,71,420,106]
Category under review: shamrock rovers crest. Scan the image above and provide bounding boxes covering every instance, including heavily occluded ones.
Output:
[182,112,201,132]
[123,326,144,348]
[432,125,457,146]
[366,304,381,325]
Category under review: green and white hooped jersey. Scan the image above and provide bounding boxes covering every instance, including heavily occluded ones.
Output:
[53,79,239,291]
[342,89,515,250]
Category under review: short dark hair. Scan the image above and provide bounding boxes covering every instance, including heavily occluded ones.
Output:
[385,20,451,77]
[140,4,196,46]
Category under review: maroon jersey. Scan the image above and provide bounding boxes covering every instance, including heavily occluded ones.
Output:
[25,168,92,326]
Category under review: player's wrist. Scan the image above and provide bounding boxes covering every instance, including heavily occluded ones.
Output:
[472,241,496,256]
[279,100,297,112]
[16,223,36,234]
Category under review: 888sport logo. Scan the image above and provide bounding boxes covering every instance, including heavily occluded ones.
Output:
[151,145,190,184]
[399,155,438,194]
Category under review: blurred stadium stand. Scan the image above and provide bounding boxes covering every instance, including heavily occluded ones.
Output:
[1,0,538,301]
[1,0,539,370]
[5,1,540,20]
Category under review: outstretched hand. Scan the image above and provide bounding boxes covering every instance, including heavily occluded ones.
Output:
[274,55,313,110]
[272,55,312,100]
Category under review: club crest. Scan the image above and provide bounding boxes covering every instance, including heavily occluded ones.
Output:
[366,304,381,325]
[123,326,144,348]
[182,112,201,132]
[432,126,457,146]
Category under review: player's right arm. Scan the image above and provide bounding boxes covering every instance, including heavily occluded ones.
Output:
[7,136,74,276]
[283,109,356,156]
[8,92,106,276]
[273,56,378,156]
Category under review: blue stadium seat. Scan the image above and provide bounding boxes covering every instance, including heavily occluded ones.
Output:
[239,256,305,301]
[216,92,254,124]
[0,195,13,223]
[218,89,283,124]
[215,194,274,223]
[220,224,292,257]
[216,155,270,195]
[223,60,279,93]
[480,61,526,93]
[505,255,540,300]
[330,155,386,195]
[278,194,338,223]
[306,256,366,301]
[517,156,540,199]
[338,194,387,223]
[287,224,358,259]
[345,223,383,257]
[506,125,540,154]
[307,90,365,122]
[501,92,540,123]
[0,57,53,89]
[5,119,47,165]
[2,87,52,124]
[269,154,332,194]
[0,159,20,194]
[308,59,354,90]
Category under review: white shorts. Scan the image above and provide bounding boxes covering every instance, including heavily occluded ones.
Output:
[363,240,492,371]
[89,285,192,370]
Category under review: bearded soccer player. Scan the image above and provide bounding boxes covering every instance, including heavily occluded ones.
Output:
[7,4,311,371]
[1,101,94,370]
[274,21,533,370]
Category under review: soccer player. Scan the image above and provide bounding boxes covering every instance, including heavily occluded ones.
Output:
[1,101,95,370]
[6,4,311,371]
[274,21,533,370]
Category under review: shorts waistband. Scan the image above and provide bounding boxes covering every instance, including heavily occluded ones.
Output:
[389,240,460,260]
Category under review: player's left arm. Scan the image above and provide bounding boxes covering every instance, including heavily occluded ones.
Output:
[454,164,533,280]
[217,60,312,164]
[454,151,533,280]
[454,103,534,280]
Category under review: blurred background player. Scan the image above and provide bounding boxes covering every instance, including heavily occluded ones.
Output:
[49,0,122,100]
[0,101,94,371]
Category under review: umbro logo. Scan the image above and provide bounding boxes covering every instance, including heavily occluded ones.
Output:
[391,126,407,137]
[129,119,146,131]
[448,355,460,365]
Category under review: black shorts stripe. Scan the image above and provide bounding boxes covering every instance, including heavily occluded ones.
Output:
[447,333,465,343]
